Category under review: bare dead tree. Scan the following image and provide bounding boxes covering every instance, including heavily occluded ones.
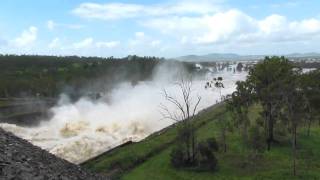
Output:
[160,75,201,122]
[160,75,201,164]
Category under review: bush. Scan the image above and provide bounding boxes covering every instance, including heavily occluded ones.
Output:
[206,137,219,152]
[170,137,219,171]
[275,122,289,139]
[248,125,265,152]
[197,140,218,171]
[170,147,185,168]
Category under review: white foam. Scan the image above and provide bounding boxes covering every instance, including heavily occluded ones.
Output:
[0,65,247,164]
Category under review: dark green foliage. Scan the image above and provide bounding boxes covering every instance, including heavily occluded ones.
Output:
[83,103,320,179]
[227,80,253,144]
[247,56,296,150]
[170,137,219,171]
[171,123,197,167]
[0,55,160,98]
[228,56,320,176]
[236,62,243,72]
[197,140,218,171]
[299,69,320,132]
[206,137,219,152]
[248,125,266,152]
[0,54,197,99]
[170,147,185,168]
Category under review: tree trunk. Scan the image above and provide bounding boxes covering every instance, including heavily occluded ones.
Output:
[243,122,248,144]
[222,128,227,153]
[307,117,311,137]
[191,126,196,163]
[4,88,8,98]
[267,103,274,151]
[264,110,268,137]
[186,125,191,163]
[293,125,297,176]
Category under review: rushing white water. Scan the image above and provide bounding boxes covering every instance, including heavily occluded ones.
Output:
[0,64,247,164]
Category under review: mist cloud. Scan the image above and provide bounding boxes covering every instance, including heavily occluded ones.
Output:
[0,63,247,164]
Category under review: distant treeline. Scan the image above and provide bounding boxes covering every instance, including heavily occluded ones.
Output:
[292,60,320,69]
[0,55,195,99]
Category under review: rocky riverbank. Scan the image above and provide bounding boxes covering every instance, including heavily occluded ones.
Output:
[0,128,107,180]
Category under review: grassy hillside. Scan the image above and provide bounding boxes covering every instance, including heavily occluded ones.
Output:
[82,103,320,179]
[82,103,227,177]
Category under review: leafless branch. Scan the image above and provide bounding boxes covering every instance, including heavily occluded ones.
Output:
[160,75,201,122]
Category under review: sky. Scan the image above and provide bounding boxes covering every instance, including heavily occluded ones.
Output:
[0,0,320,58]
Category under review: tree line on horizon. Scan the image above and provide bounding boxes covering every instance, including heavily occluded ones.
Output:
[0,54,197,100]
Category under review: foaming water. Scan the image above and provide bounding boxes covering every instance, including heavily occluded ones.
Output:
[0,67,247,164]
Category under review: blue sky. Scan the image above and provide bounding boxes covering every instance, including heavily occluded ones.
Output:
[0,0,320,58]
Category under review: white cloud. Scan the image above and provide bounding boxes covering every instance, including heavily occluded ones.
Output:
[72,3,143,20]
[96,41,120,48]
[195,10,257,44]
[12,26,38,47]
[66,24,85,29]
[151,40,161,47]
[49,38,60,48]
[46,20,84,30]
[135,32,145,38]
[71,38,120,49]
[143,10,320,45]
[258,15,286,34]
[72,38,94,49]
[47,20,55,30]
[128,32,162,55]
[72,1,221,20]
[0,37,7,47]
[271,1,299,8]
[69,1,320,56]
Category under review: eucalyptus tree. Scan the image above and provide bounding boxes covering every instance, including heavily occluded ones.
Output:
[216,113,234,153]
[282,69,307,176]
[247,56,294,150]
[299,70,320,134]
[227,80,253,142]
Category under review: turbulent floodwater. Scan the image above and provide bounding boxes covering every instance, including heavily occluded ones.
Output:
[0,65,247,164]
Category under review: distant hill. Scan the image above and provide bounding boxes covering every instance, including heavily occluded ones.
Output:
[286,52,320,58]
[175,53,320,62]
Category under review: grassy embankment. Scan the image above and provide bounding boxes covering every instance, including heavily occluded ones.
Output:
[82,103,320,179]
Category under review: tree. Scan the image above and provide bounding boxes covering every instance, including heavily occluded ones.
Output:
[214,77,224,102]
[216,115,233,152]
[227,81,253,143]
[282,71,307,176]
[197,139,218,171]
[160,75,201,166]
[299,70,320,135]
[236,62,243,72]
[247,56,294,150]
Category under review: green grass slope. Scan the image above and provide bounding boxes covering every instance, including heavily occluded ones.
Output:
[81,103,226,177]
[82,104,320,179]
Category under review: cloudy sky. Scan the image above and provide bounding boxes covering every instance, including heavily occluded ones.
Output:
[0,0,320,58]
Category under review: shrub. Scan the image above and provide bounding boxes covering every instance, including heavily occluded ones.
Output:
[206,137,219,152]
[274,121,289,139]
[248,125,265,152]
[170,137,219,171]
[197,140,218,171]
[170,147,185,168]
